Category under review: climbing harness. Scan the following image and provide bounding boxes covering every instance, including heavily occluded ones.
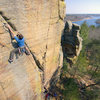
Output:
[18,46,30,56]
[18,46,25,54]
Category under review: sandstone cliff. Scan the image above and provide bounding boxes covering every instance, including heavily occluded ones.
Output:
[0,0,66,100]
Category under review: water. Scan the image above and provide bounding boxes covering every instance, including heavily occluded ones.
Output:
[73,16,100,27]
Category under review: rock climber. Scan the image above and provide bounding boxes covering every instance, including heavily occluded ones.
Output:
[44,87,57,100]
[6,24,30,63]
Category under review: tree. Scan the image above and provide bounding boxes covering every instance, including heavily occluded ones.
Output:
[89,25,96,30]
[87,40,100,80]
[80,22,89,45]
[73,22,89,74]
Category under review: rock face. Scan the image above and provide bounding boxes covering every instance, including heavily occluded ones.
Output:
[62,20,82,65]
[96,19,100,24]
[0,0,66,100]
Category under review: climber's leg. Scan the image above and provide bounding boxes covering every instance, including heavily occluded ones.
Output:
[8,48,19,63]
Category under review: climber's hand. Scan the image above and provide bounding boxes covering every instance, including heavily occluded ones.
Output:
[5,24,15,37]
[5,24,10,29]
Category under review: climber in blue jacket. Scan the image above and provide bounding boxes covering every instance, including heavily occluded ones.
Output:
[6,24,30,63]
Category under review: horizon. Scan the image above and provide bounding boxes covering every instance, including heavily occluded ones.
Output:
[65,0,100,14]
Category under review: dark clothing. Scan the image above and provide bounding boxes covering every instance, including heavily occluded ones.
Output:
[45,93,50,100]
[9,48,19,60]
[9,46,30,61]
[19,46,30,55]
[14,36,25,47]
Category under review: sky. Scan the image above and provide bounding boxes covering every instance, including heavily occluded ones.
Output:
[65,0,100,14]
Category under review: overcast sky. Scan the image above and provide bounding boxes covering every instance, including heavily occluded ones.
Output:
[65,0,100,14]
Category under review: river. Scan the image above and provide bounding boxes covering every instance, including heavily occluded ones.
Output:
[73,16,100,27]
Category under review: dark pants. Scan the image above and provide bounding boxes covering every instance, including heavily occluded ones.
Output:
[9,46,30,60]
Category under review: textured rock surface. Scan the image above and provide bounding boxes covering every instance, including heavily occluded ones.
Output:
[0,0,65,100]
[62,20,82,65]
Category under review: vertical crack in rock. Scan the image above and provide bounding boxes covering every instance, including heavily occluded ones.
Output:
[25,43,44,71]
[0,19,42,99]
[42,0,53,85]
[0,14,44,71]
[58,0,63,20]
[58,0,65,21]
[0,14,43,100]
[43,0,66,88]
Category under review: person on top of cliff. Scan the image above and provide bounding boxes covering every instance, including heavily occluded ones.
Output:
[6,24,30,63]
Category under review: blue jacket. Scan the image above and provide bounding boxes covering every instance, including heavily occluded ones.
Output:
[14,36,25,47]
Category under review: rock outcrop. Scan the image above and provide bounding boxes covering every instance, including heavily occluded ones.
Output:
[0,0,66,100]
[96,19,100,24]
[62,20,82,65]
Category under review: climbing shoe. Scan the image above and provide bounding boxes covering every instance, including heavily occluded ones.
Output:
[8,59,13,63]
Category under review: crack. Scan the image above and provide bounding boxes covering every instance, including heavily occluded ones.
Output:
[25,43,44,71]
[58,0,64,21]
[41,0,53,85]
[0,11,17,31]
[0,14,44,72]
[42,0,65,87]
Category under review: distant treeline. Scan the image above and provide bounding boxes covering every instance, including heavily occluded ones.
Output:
[64,14,100,22]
